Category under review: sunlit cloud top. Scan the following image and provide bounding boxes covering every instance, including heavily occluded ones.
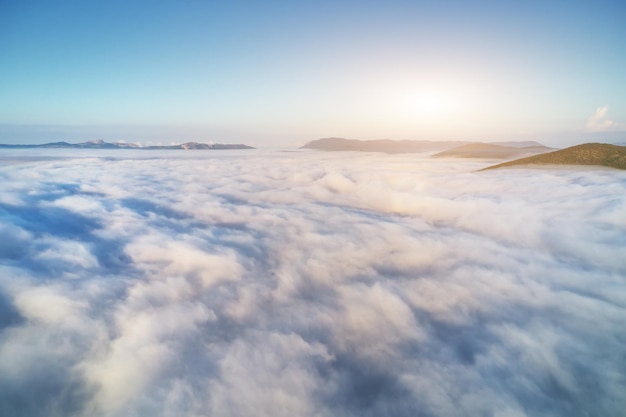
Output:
[1,150,625,415]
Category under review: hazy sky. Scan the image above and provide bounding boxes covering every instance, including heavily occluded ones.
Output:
[1,0,625,147]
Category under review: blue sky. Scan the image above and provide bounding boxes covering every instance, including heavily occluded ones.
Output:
[1,0,625,147]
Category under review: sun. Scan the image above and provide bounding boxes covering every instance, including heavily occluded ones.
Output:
[390,89,456,124]
[409,92,447,118]
[383,80,460,123]
[378,76,475,133]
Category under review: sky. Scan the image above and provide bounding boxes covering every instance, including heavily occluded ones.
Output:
[1,0,625,147]
[1,149,625,416]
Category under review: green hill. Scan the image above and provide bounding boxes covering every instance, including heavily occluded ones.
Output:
[481,143,626,171]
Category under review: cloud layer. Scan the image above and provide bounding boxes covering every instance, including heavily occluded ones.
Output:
[1,149,625,417]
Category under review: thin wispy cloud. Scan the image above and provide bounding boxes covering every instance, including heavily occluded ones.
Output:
[586,105,625,132]
[0,150,625,416]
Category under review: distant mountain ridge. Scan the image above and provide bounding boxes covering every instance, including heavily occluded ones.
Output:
[481,143,626,170]
[301,137,549,154]
[0,139,254,150]
[489,140,546,148]
[301,137,470,153]
[433,143,553,159]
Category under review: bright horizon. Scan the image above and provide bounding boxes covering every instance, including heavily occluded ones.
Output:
[1,1,625,148]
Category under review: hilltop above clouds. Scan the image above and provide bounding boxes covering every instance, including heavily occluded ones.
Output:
[483,143,626,170]
[301,137,552,156]
[0,139,254,150]
[301,137,469,153]
[433,143,553,159]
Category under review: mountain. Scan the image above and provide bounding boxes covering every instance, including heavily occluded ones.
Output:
[433,143,553,159]
[141,142,254,150]
[489,140,546,148]
[38,141,73,148]
[74,139,120,148]
[481,143,626,171]
[300,138,553,154]
[0,140,254,150]
[301,138,469,153]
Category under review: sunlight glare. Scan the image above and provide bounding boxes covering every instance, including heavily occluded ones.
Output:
[410,92,447,118]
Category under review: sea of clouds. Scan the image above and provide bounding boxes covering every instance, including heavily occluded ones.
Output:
[0,149,624,417]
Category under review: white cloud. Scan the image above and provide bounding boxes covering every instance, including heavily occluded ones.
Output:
[13,286,87,324]
[35,238,99,271]
[0,149,624,416]
[208,331,332,417]
[586,105,625,132]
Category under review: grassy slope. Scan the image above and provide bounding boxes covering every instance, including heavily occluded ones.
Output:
[481,143,626,171]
